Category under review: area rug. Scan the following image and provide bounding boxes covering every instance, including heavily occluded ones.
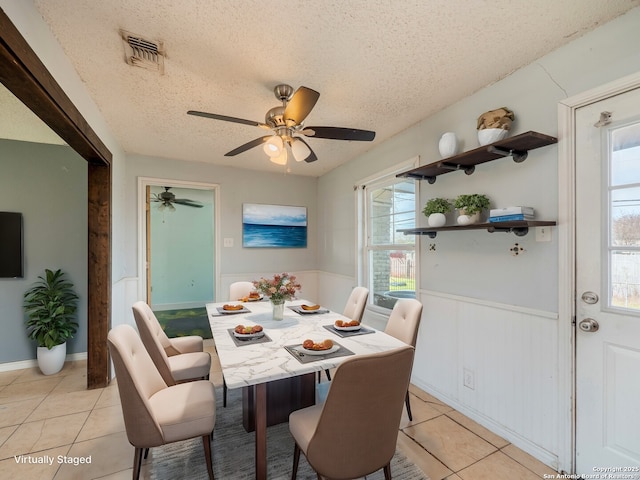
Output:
[146,387,429,479]
[153,307,212,339]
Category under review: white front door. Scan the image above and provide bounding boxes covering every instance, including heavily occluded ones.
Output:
[575,87,640,472]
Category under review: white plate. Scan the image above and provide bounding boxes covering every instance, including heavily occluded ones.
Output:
[246,295,264,302]
[233,330,265,339]
[218,306,249,314]
[291,305,329,315]
[333,324,361,332]
[296,344,340,356]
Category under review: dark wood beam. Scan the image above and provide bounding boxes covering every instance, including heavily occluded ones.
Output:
[0,8,112,387]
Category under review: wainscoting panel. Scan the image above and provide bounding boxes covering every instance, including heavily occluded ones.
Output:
[220,271,319,305]
[413,290,560,469]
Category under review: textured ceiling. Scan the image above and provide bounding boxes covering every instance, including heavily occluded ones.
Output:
[10,1,639,176]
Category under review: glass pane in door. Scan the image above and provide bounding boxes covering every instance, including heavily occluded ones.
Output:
[608,121,640,312]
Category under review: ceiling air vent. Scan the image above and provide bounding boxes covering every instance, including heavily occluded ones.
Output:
[120,30,165,74]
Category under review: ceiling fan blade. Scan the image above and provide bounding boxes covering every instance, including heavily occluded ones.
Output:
[295,137,318,163]
[173,199,204,208]
[302,126,376,141]
[283,87,320,126]
[187,110,269,129]
[225,136,271,156]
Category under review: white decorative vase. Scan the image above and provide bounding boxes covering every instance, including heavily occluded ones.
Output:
[37,342,66,375]
[477,128,508,146]
[457,211,481,225]
[438,132,459,158]
[271,299,285,321]
[428,213,447,227]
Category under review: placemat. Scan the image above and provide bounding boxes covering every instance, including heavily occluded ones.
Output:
[227,328,272,347]
[323,324,376,338]
[210,306,252,317]
[288,305,330,315]
[284,342,355,364]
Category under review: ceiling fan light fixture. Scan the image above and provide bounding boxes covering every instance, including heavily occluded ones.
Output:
[263,135,283,157]
[291,138,311,162]
[270,149,288,165]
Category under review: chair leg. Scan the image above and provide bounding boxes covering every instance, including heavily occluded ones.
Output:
[223,378,228,407]
[325,369,331,381]
[384,463,392,480]
[202,434,215,480]
[133,447,144,480]
[291,443,300,480]
[405,390,413,421]
[143,448,149,459]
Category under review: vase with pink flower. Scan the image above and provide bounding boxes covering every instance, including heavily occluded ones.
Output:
[253,273,301,320]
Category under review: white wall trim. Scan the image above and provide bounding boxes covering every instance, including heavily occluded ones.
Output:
[136,177,221,303]
[0,352,87,373]
[422,288,558,319]
[411,376,559,470]
[557,70,640,473]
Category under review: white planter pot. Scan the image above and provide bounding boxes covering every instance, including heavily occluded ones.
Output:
[438,132,459,158]
[457,211,481,225]
[37,342,66,375]
[477,128,508,146]
[428,213,447,227]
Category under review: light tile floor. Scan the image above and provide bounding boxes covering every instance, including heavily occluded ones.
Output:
[0,342,558,479]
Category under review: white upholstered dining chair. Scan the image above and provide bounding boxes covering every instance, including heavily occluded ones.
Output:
[321,286,370,382]
[107,324,216,480]
[384,298,423,420]
[290,346,415,480]
[228,281,255,300]
[132,301,211,386]
[342,286,369,322]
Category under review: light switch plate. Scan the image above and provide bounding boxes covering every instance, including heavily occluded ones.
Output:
[223,237,234,248]
[535,226,552,242]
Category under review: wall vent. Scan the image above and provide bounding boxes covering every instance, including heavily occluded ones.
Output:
[120,30,165,74]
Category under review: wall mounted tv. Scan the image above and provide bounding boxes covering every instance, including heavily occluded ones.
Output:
[0,212,23,278]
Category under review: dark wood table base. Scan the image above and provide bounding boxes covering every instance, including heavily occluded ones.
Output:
[244,373,316,480]
[242,373,316,432]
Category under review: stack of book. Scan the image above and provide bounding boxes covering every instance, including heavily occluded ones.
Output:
[489,206,535,223]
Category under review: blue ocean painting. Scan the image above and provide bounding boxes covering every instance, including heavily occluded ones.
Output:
[242,204,307,248]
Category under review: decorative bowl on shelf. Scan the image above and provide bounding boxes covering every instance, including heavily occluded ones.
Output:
[478,128,508,146]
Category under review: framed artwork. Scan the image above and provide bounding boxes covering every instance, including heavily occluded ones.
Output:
[242,203,307,248]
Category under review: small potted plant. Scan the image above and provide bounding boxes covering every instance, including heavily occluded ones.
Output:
[422,198,452,227]
[454,194,490,225]
[23,268,79,375]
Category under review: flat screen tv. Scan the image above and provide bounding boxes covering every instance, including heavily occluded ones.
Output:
[0,212,23,278]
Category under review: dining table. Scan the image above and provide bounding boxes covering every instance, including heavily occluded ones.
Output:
[206,298,407,480]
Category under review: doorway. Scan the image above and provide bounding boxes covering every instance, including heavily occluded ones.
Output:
[559,73,640,473]
[139,178,219,309]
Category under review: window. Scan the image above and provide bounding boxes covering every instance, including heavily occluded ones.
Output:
[608,122,640,312]
[359,167,417,310]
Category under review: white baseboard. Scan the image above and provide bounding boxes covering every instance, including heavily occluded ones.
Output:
[412,378,559,471]
[0,352,87,372]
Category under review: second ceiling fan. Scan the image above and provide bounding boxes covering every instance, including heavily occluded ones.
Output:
[187,84,375,164]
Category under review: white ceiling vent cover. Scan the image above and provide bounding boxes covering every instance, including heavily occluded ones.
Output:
[120,30,165,74]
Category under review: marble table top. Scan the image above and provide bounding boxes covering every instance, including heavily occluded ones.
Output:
[206,299,407,389]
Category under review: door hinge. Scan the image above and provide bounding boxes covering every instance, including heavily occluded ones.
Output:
[571,315,577,326]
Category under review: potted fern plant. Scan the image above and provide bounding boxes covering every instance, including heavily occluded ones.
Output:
[422,197,452,227]
[454,194,490,225]
[23,268,79,375]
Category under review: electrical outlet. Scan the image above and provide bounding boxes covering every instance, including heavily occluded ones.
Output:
[223,237,234,248]
[535,226,552,242]
[463,368,475,390]
[509,243,525,256]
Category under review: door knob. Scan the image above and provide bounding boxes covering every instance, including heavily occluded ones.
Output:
[578,318,599,332]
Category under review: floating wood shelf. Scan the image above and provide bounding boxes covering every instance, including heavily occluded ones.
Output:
[398,220,557,238]
[397,131,557,183]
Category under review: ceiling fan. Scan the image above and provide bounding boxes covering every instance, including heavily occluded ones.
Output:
[151,187,203,211]
[187,84,376,164]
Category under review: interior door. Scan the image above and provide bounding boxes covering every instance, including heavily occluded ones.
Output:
[575,87,640,471]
